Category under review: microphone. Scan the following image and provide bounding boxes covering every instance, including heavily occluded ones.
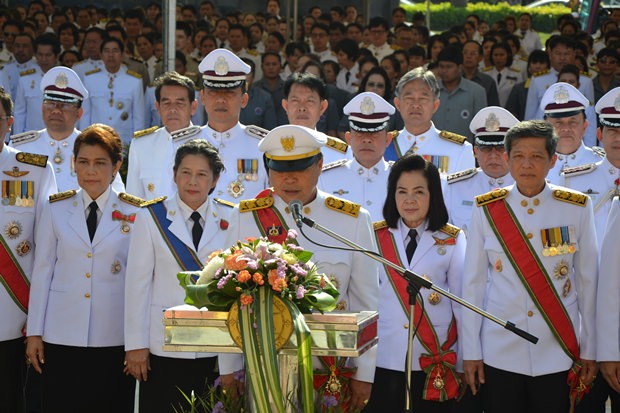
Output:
[289,200,304,228]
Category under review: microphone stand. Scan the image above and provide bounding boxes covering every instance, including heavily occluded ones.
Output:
[295,215,538,413]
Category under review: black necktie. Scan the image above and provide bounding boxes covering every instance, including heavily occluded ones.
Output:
[190,211,203,250]
[87,201,98,242]
[497,72,502,84]
[406,229,418,263]
[345,71,351,84]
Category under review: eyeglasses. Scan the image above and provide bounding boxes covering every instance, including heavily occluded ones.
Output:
[367,82,385,88]
[599,58,618,64]
[3,32,18,37]
[43,101,78,111]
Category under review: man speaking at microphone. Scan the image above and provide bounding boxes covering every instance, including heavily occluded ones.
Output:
[222,124,380,411]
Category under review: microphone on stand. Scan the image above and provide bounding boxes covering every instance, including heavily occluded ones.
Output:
[288,200,304,228]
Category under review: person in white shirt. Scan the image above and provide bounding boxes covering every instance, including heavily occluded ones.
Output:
[335,38,360,93]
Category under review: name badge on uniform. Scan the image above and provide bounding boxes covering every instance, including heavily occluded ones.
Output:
[2,180,35,207]
[540,226,576,256]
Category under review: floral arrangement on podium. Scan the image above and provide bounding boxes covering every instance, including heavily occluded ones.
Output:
[178,230,340,413]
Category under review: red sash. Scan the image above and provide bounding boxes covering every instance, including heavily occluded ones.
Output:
[252,189,290,244]
[375,226,459,401]
[0,234,29,313]
[483,199,589,411]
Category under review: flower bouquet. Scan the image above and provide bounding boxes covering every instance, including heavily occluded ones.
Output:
[178,229,340,413]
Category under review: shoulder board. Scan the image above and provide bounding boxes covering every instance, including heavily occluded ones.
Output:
[475,188,509,207]
[141,196,167,207]
[20,68,35,76]
[447,168,477,184]
[126,69,142,79]
[561,163,597,177]
[130,56,144,63]
[246,49,259,56]
[439,223,461,238]
[245,124,269,140]
[16,152,48,167]
[509,67,521,73]
[388,130,400,141]
[325,196,360,217]
[214,198,236,208]
[533,69,550,77]
[439,131,467,145]
[326,136,349,154]
[580,71,593,78]
[133,126,159,139]
[552,188,588,207]
[49,189,77,203]
[171,125,201,141]
[592,146,606,157]
[239,196,273,212]
[390,44,401,50]
[482,66,492,72]
[10,130,40,146]
[373,220,388,230]
[118,192,146,207]
[85,67,101,76]
[525,78,532,89]
[322,159,347,172]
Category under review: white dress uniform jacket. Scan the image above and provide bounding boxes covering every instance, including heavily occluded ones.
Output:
[201,122,269,203]
[443,168,514,234]
[319,157,391,221]
[0,58,38,99]
[546,142,604,185]
[0,145,56,341]
[560,157,620,248]
[124,195,232,359]
[126,125,200,200]
[515,29,542,55]
[375,220,466,372]
[27,188,140,347]
[484,66,521,107]
[597,196,620,361]
[460,184,598,376]
[13,66,45,134]
[9,128,125,192]
[223,190,380,381]
[72,58,104,81]
[392,123,475,174]
[366,43,397,61]
[79,65,146,144]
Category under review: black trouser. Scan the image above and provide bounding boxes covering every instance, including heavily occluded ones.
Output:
[575,374,620,413]
[0,338,26,413]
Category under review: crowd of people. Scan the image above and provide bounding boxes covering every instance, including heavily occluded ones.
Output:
[2,0,620,412]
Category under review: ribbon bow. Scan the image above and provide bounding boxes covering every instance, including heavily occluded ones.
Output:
[313,356,356,411]
[418,349,460,402]
[112,210,136,223]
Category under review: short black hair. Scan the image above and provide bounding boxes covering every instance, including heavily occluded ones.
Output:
[368,16,389,31]
[547,35,576,51]
[174,139,225,195]
[505,120,557,158]
[383,154,448,232]
[437,44,463,66]
[334,38,359,61]
[261,50,281,65]
[100,36,124,54]
[284,72,327,100]
[490,42,513,68]
[34,33,60,55]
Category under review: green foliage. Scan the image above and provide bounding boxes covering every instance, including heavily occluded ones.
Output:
[402,1,572,33]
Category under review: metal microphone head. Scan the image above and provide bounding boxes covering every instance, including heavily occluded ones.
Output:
[288,200,304,228]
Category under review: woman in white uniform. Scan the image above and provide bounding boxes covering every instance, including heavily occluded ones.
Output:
[26,124,138,412]
[124,139,233,412]
[366,154,466,413]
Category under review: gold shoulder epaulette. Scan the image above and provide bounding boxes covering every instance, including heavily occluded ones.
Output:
[214,198,236,208]
[439,223,461,237]
[326,136,348,154]
[561,163,597,177]
[127,69,142,79]
[533,69,550,77]
[10,130,40,146]
[85,67,101,76]
[525,78,532,89]
[482,66,492,72]
[16,152,48,167]
[118,192,146,207]
[580,71,593,78]
[49,189,77,203]
[552,188,588,207]
[390,44,401,50]
[389,130,400,141]
[130,56,144,63]
[172,125,201,141]
[141,196,167,207]
[447,168,477,184]
[133,126,159,139]
[322,159,347,172]
[325,196,360,217]
[475,188,508,207]
[592,146,606,157]
[20,68,35,76]
[246,49,259,56]
[509,67,521,73]
[239,196,273,212]
[439,130,467,145]
[245,125,269,140]
[373,220,388,230]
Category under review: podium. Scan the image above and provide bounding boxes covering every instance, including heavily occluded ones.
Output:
[163,306,378,412]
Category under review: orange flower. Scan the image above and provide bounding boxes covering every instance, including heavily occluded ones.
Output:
[268,269,287,292]
[237,270,251,283]
[207,249,223,261]
[253,271,265,285]
[245,237,257,243]
[225,251,247,271]
[240,293,254,306]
